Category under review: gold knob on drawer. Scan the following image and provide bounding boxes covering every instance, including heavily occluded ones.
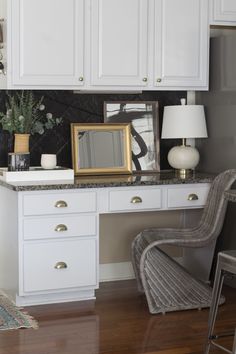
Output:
[156,78,162,83]
[142,77,148,82]
[79,76,84,82]
[131,196,142,204]
[55,200,68,208]
[54,262,67,270]
[187,193,199,201]
[55,224,68,232]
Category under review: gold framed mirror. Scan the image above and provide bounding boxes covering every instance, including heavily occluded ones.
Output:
[71,123,132,176]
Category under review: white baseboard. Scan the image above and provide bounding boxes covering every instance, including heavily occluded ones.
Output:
[99,262,135,282]
[99,257,183,283]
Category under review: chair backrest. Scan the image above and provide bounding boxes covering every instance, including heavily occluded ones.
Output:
[199,169,236,244]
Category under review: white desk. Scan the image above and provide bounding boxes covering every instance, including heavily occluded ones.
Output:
[0,174,212,306]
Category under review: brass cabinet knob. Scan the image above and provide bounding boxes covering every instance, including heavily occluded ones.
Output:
[142,77,148,82]
[54,200,68,208]
[187,193,199,201]
[79,77,84,82]
[54,261,67,270]
[156,78,162,83]
[131,196,143,204]
[54,224,68,232]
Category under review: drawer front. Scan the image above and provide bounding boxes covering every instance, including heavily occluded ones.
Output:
[23,215,97,240]
[23,239,97,292]
[167,185,210,209]
[109,188,162,212]
[23,191,96,216]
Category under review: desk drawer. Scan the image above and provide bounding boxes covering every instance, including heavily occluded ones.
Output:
[23,215,97,240]
[109,188,162,212]
[23,239,97,292]
[167,185,210,209]
[23,191,96,216]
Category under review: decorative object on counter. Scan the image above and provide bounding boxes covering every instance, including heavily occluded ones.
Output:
[8,152,30,172]
[71,123,132,176]
[161,99,208,178]
[0,91,62,153]
[41,154,57,169]
[104,101,160,173]
[0,166,74,183]
[0,291,38,330]
[14,133,30,153]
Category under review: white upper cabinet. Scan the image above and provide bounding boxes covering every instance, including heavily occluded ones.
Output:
[154,0,209,90]
[9,0,84,87]
[210,0,236,25]
[90,0,148,87]
[7,0,209,90]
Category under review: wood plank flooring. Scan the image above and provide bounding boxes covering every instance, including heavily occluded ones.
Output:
[0,280,235,354]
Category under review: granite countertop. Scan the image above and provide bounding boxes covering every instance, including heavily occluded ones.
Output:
[0,170,215,192]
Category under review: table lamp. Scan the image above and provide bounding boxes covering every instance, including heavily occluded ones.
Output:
[161,102,208,178]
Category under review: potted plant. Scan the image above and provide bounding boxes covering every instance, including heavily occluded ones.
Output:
[0,91,62,153]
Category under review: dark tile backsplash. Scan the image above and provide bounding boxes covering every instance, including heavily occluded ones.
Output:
[0,90,186,170]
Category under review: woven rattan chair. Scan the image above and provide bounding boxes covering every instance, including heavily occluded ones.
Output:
[131,169,236,314]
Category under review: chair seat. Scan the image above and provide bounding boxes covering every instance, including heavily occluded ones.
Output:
[143,247,225,314]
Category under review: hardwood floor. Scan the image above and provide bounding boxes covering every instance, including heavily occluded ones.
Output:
[0,281,235,354]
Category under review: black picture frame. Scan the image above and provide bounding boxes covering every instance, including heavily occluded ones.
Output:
[104,101,160,173]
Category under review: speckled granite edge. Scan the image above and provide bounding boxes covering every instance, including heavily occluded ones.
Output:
[0,171,215,192]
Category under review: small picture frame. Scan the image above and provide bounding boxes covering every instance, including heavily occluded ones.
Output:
[104,101,160,173]
[8,152,30,171]
[71,123,132,176]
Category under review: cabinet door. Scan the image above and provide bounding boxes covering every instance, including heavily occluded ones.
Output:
[23,239,97,292]
[154,0,209,89]
[210,0,236,25]
[10,0,84,86]
[90,0,148,87]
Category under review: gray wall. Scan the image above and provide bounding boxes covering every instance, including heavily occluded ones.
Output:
[196,30,236,270]
[197,33,236,173]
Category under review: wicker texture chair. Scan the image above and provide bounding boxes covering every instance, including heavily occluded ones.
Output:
[131,169,236,314]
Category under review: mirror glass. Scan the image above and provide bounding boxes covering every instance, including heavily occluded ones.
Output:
[78,130,125,169]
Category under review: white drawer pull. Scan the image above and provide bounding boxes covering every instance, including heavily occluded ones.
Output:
[131,196,142,204]
[55,200,68,208]
[188,193,199,201]
[54,224,68,232]
[54,261,67,270]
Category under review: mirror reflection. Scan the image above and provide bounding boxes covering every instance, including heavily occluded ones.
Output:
[78,130,125,169]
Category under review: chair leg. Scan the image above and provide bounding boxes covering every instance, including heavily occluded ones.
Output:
[204,266,225,354]
[232,328,236,354]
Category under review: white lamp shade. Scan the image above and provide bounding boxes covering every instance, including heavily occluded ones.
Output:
[161,105,208,139]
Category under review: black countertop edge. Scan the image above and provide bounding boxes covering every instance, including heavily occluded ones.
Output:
[0,170,215,192]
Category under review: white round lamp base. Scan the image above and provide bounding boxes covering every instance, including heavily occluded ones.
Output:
[167,145,200,170]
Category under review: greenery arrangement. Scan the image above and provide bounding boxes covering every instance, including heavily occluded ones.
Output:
[0,91,62,135]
